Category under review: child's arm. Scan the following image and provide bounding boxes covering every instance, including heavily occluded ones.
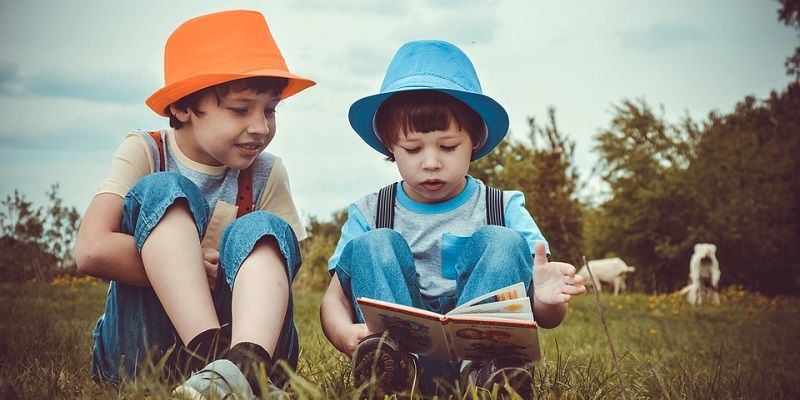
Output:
[320,273,375,357]
[530,242,586,328]
[74,193,151,286]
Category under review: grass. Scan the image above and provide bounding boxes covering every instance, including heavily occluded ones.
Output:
[1,278,798,399]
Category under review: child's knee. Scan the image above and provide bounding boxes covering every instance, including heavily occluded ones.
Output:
[124,173,209,248]
[219,211,301,284]
[472,225,528,251]
[345,229,412,268]
[127,172,208,221]
[352,228,405,251]
[133,172,202,198]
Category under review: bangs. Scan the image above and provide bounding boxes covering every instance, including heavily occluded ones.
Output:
[375,90,485,149]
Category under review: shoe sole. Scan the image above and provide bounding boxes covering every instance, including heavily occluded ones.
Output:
[352,337,413,397]
[483,367,534,399]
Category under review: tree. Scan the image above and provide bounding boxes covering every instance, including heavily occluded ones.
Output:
[42,184,81,267]
[684,83,800,294]
[0,185,82,282]
[471,107,583,265]
[590,99,696,292]
[778,0,800,79]
[0,190,44,244]
[294,209,348,293]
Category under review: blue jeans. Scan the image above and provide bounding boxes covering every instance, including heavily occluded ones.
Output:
[335,227,533,393]
[91,172,302,384]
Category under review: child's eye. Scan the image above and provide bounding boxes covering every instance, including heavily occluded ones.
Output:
[264,108,276,116]
[402,147,421,154]
[441,145,459,152]
[230,107,249,115]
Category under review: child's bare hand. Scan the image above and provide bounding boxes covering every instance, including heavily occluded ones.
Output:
[532,242,586,304]
[335,323,374,357]
[202,247,219,290]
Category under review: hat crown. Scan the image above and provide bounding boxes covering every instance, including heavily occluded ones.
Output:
[163,10,287,84]
[146,10,315,117]
[380,40,483,94]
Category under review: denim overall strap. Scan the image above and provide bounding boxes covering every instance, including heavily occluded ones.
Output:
[149,130,166,172]
[235,164,254,217]
[375,182,397,229]
[485,185,504,226]
[376,181,505,227]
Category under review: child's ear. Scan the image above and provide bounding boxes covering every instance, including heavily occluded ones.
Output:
[169,104,191,123]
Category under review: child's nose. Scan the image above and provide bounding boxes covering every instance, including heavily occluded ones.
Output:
[422,150,441,170]
[247,113,270,135]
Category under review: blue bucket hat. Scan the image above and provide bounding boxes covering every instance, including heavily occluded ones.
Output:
[348,40,509,161]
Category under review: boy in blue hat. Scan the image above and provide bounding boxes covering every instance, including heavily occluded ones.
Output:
[320,40,586,397]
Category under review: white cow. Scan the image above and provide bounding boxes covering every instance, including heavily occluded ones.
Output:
[679,243,721,305]
[577,257,636,296]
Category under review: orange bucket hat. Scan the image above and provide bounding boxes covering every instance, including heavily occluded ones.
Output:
[146,10,315,117]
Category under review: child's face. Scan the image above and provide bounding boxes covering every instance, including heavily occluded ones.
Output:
[172,89,280,169]
[391,124,474,204]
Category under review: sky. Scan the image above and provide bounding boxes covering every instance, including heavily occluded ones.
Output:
[0,0,796,223]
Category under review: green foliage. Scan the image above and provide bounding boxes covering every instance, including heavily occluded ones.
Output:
[0,184,81,282]
[683,84,800,294]
[42,184,81,267]
[586,85,800,294]
[471,107,584,265]
[0,189,44,243]
[294,210,348,293]
[777,0,800,78]
[0,236,58,282]
[588,100,697,292]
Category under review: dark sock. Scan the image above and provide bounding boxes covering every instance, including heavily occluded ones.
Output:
[225,342,274,396]
[177,327,229,376]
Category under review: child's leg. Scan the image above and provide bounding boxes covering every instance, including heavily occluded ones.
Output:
[453,225,533,307]
[213,211,302,387]
[334,228,426,322]
[452,226,535,397]
[92,172,212,383]
[141,199,219,343]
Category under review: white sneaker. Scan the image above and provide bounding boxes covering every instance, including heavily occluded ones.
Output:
[173,359,255,400]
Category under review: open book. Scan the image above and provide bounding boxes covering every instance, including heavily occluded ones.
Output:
[357,282,540,363]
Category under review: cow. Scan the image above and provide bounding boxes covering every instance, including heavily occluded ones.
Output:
[577,257,636,296]
[679,243,720,305]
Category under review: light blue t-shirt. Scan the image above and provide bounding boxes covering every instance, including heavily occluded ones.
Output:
[328,176,548,298]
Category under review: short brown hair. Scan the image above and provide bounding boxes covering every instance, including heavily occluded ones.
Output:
[374,90,485,161]
[168,77,289,129]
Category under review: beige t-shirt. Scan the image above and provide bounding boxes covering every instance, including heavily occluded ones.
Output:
[97,131,307,248]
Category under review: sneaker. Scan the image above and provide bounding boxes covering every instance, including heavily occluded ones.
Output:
[172,359,256,400]
[462,357,534,399]
[352,332,418,398]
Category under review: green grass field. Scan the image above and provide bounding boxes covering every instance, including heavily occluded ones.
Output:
[1,279,798,399]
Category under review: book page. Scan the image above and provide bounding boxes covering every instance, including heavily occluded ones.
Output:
[449,282,528,315]
[445,317,540,362]
[357,298,452,360]
[448,298,533,320]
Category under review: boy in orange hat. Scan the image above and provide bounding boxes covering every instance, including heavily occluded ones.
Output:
[74,10,314,398]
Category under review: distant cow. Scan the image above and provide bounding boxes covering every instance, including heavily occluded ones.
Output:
[577,257,636,296]
[679,243,720,305]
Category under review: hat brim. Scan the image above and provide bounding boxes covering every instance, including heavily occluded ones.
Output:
[146,69,315,117]
[348,88,509,161]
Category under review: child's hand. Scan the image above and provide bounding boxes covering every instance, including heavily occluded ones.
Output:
[334,323,374,357]
[532,242,586,305]
[202,247,219,290]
